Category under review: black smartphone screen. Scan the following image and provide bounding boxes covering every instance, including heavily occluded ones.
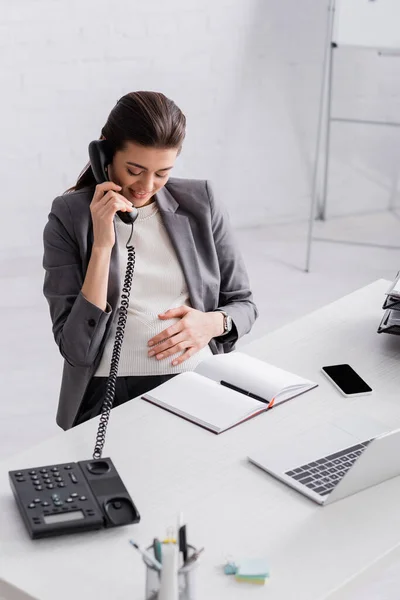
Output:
[322,364,372,394]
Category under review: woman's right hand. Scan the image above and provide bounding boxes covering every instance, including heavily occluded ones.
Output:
[90,182,134,249]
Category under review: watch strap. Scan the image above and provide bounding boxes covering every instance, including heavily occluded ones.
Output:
[214,310,232,336]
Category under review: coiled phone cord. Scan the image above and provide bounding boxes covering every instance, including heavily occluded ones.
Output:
[93,228,136,460]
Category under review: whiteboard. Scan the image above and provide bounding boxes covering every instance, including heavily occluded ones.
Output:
[333,0,400,50]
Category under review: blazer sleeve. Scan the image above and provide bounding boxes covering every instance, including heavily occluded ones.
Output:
[206,181,258,347]
[42,195,112,368]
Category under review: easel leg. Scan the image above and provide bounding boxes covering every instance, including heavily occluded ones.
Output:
[305,0,336,271]
[317,42,336,221]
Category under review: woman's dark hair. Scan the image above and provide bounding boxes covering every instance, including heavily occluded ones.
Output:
[71,91,186,191]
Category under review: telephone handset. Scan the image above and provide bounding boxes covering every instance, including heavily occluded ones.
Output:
[88,140,138,225]
[8,142,141,539]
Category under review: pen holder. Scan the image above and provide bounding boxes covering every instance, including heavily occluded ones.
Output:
[143,544,199,600]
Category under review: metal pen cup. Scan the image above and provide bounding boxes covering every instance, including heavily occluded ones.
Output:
[143,543,199,600]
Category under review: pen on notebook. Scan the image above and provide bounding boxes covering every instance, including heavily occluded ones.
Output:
[129,540,162,571]
[220,380,269,404]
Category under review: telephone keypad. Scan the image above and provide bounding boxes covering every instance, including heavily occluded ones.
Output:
[12,468,98,518]
[17,471,102,532]
[27,466,68,493]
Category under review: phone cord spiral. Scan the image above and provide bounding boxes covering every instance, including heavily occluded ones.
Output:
[93,241,136,460]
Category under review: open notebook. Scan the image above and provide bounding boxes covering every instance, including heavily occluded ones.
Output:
[142,352,317,434]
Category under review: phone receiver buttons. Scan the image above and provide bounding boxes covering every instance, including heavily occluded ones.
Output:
[68,472,78,484]
[104,497,138,526]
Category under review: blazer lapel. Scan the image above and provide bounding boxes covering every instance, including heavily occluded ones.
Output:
[156,186,204,311]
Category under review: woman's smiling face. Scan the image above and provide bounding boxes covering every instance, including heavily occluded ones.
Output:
[108,141,179,207]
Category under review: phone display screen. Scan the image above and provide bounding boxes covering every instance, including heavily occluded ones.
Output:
[322,364,372,394]
[43,511,85,525]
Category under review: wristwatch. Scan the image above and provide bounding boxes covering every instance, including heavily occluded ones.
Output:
[215,310,233,337]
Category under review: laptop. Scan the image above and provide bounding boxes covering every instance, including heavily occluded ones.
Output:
[248,415,400,505]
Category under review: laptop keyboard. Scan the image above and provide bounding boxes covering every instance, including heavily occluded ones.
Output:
[285,440,373,497]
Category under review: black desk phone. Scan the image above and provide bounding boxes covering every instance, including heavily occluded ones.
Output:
[9,141,141,539]
[9,458,140,539]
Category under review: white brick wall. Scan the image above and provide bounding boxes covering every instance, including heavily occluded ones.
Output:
[1,0,400,250]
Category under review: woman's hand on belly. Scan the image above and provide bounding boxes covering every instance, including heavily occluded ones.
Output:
[147,306,224,366]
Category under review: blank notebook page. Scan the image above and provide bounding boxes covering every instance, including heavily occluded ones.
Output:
[143,372,264,432]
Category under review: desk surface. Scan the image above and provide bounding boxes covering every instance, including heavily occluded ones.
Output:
[1,279,400,600]
[324,541,400,599]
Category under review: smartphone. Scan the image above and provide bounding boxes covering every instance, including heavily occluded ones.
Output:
[321,364,372,397]
[88,140,137,225]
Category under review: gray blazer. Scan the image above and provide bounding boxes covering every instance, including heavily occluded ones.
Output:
[43,178,258,430]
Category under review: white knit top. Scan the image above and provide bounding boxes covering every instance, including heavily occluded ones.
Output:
[95,201,213,376]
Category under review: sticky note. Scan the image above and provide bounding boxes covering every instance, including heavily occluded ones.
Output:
[236,558,269,578]
[235,575,267,585]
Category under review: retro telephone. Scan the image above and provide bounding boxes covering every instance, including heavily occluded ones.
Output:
[9,141,141,539]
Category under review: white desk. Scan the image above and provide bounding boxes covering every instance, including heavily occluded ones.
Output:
[1,279,400,600]
[325,542,400,599]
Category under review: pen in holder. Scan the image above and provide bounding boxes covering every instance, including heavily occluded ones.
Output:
[143,543,200,600]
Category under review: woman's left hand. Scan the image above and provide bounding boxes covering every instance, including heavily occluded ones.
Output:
[147,306,225,366]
